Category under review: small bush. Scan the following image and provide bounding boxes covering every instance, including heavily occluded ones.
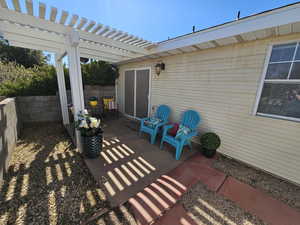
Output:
[200,132,221,150]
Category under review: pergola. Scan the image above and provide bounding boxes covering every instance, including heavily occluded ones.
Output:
[0,0,154,147]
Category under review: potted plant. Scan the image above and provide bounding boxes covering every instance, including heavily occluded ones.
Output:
[75,110,103,158]
[200,132,221,158]
[88,96,98,107]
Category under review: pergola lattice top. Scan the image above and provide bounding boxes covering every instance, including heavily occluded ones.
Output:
[0,0,154,62]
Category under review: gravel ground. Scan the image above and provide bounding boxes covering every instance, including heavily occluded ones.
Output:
[181,182,266,225]
[0,123,137,225]
[213,155,300,210]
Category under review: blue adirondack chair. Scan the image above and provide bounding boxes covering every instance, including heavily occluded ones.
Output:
[140,105,171,144]
[160,110,201,160]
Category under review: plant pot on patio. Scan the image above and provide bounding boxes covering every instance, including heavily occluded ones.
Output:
[200,132,221,158]
[82,131,103,158]
[76,110,103,159]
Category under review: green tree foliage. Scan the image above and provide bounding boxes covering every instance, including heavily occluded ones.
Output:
[0,42,47,68]
[0,61,58,96]
[81,61,118,85]
[0,60,118,97]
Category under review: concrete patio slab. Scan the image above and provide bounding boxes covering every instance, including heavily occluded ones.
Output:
[219,176,300,225]
[84,118,197,207]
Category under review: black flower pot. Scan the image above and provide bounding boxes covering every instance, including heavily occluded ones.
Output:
[82,132,103,158]
[202,148,216,158]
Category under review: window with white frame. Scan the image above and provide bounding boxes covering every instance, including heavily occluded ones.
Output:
[256,42,300,121]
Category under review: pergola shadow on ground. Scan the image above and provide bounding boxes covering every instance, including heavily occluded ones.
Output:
[84,118,198,207]
[0,124,111,225]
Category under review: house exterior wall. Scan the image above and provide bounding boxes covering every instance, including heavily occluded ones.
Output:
[118,33,300,185]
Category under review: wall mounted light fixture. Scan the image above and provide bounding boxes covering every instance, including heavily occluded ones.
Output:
[155,62,165,76]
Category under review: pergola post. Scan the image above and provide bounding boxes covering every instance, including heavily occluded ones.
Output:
[55,54,70,125]
[67,30,85,150]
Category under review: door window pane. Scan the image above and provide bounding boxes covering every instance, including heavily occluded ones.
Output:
[257,83,300,119]
[124,70,135,116]
[135,70,150,118]
[295,46,300,60]
[290,62,300,80]
[265,63,291,79]
[269,43,296,62]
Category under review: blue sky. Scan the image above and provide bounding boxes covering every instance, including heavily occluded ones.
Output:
[5,0,300,42]
[35,0,299,42]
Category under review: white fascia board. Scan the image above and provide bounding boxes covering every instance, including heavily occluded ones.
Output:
[150,3,300,53]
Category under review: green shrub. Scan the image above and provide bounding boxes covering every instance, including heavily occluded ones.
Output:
[0,62,59,96]
[0,61,36,83]
[0,60,117,97]
[200,132,221,150]
[81,61,117,85]
[0,41,47,68]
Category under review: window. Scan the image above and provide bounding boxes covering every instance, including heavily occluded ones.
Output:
[256,42,300,121]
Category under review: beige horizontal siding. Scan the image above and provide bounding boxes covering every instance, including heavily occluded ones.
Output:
[118,33,300,185]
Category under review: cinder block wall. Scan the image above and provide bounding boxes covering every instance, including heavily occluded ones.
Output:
[17,85,115,123]
[0,98,19,181]
[66,85,115,104]
[17,96,62,123]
